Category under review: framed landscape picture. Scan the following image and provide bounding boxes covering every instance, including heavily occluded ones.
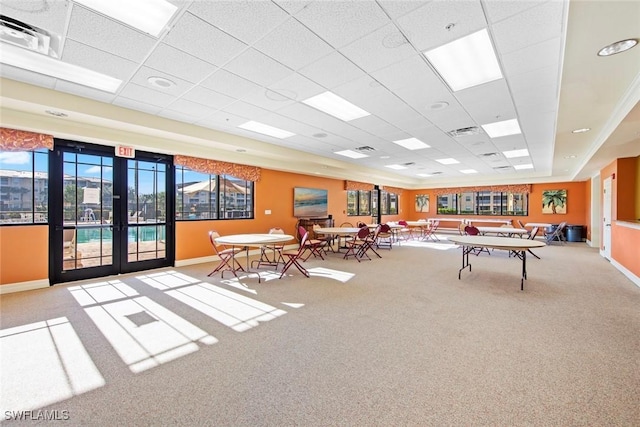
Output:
[542,189,567,214]
[415,194,429,212]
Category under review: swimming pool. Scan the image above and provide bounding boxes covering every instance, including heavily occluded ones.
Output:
[76,226,166,243]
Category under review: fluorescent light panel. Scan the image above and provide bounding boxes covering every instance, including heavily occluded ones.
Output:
[75,0,177,37]
[502,148,529,158]
[238,121,295,139]
[424,29,503,91]
[460,169,477,174]
[417,173,433,177]
[392,137,430,150]
[482,119,522,138]
[435,158,459,165]
[385,164,408,170]
[514,164,534,170]
[302,91,370,122]
[0,42,122,92]
[335,150,368,159]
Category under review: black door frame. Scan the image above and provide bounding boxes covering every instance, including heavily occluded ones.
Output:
[49,139,175,284]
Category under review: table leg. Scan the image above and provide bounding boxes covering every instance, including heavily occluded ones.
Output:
[458,245,472,279]
[520,249,527,291]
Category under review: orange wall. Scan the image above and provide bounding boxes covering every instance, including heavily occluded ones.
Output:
[612,224,640,278]
[0,225,49,284]
[176,169,406,261]
[405,181,589,229]
[616,157,637,220]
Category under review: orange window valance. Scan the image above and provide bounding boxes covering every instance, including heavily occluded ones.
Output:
[345,180,374,191]
[382,186,404,194]
[432,184,532,196]
[1,127,54,151]
[174,155,261,182]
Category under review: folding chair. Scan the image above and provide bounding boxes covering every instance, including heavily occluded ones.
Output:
[464,225,491,256]
[251,227,286,269]
[376,223,393,250]
[208,230,245,278]
[544,221,567,245]
[343,226,372,262]
[279,232,310,278]
[360,224,382,260]
[298,226,326,261]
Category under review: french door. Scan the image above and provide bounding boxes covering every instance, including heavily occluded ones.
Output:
[50,140,174,284]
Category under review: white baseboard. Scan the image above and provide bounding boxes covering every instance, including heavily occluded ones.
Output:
[610,259,640,288]
[0,279,50,294]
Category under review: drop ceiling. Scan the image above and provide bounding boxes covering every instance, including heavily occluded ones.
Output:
[0,0,638,189]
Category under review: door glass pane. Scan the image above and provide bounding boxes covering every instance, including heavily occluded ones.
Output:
[127,160,166,262]
[62,152,113,270]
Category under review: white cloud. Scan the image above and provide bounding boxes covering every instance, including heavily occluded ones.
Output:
[0,152,30,164]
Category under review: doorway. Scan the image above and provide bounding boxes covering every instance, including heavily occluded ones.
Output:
[50,140,174,284]
[602,176,612,260]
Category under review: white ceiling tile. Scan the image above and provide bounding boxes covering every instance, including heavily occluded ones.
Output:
[129,66,194,97]
[483,1,544,24]
[200,69,262,99]
[158,109,199,124]
[273,1,313,15]
[491,1,566,54]
[144,43,217,84]
[116,83,177,109]
[195,110,250,130]
[188,0,290,45]
[298,51,365,89]
[240,88,296,112]
[269,73,325,101]
[164,98,218,121]
[377,0,429,19]
[254,19,334,70]
[221,101,272,122]
[181,86,235,110]
[501,36,563,77]
[62,39,137,81]
[224,48,293,87]
[340,24,416,73]
[66,6,156,62]
[397,0,487,52]
[350,116,402,139]
[294,1,390,49]
[163,12,247,67]
[455,80,517,125]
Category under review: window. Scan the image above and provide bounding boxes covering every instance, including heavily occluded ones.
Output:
[0,149,48,224]
[175,166,253,220]
[380,190,398,215]
[436,191,528,215]
[347,190,375,216]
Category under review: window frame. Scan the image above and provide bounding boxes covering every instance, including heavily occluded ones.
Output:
[436,191,528,216]
[0,149,49,225]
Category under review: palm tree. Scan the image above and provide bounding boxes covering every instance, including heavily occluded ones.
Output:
[542,189,567,214]
[415,194,429,212]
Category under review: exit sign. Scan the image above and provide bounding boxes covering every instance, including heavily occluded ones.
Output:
[116,145,135,158]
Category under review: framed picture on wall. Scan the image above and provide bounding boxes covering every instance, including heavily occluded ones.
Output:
[415,194,429,212]
[542,189,567,214]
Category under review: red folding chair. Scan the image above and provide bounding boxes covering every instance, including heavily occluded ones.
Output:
[208,230,245,278]
[298,225,326,261]
[279,232,310,278]
[343,226,372,262]
[464,225,490,256]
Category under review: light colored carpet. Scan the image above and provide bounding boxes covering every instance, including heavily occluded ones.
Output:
[1,237,638,426]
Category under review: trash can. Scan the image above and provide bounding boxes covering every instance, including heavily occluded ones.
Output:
[566,225,583,242]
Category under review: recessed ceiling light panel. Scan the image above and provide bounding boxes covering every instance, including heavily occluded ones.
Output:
[435,158,460,165]
[392,137,430,150]
[238,121,295,139]
[572,128,591,134]
[424,29,503,91]
[514,164,534,170]
[335,150,368,159]
[502,149,529,158]
[385,164,408,170]
[302,91,370,122]
[460,169,478,174]
[482,118,522,138]
[74,0,178,37]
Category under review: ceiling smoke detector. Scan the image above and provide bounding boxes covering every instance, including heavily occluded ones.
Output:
[447,126,481,137]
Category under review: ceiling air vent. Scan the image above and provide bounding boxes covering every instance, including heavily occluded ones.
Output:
[0,15,58,57]
[447,126,481,137]
[354,146,376,152]
[402,162,415,166]
[480,152,500,158]
[493,166,511,170]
